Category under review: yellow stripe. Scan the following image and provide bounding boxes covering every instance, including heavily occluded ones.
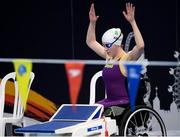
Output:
[119,53,129,77]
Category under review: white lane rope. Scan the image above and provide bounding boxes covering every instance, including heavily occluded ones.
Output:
[0,58,179,66]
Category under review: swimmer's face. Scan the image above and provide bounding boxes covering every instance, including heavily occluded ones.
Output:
[103,43,120,58]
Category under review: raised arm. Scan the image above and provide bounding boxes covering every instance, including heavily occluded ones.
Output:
[86,3,106,59]
[123,3,145,60]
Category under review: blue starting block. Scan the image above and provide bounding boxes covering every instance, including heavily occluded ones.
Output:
[15,104,104,135]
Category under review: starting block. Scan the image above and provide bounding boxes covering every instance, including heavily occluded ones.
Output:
[15,104,117,136]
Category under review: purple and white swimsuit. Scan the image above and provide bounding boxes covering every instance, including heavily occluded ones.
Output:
[97,64,129,108]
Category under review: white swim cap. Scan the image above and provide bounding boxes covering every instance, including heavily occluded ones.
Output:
[102,28,123,46]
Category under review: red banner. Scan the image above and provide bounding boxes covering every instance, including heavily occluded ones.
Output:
[65,62,85,106]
